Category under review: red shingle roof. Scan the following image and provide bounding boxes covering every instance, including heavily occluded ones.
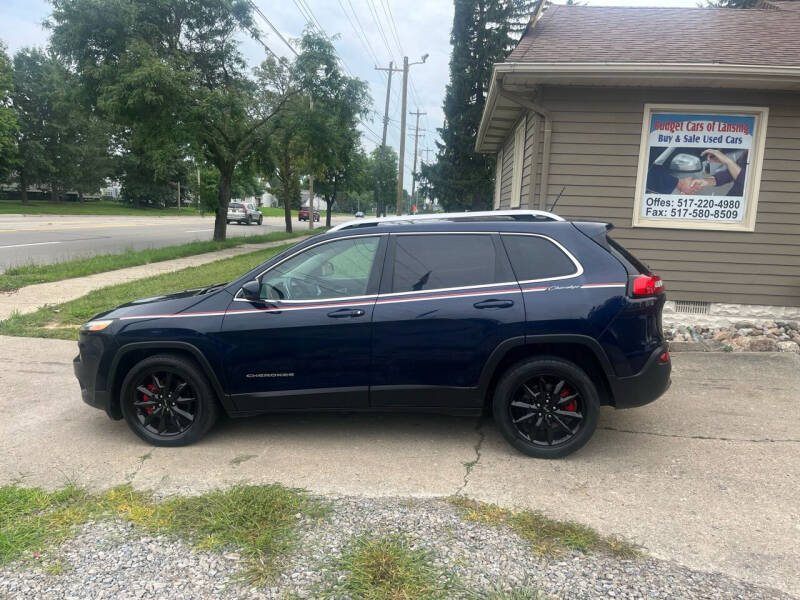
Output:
[507,4,800,67]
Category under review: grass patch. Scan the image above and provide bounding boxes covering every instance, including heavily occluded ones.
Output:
[327,535,450,600]
[448,496,639,559]
[0,240,300,340]
[0,484,92,565]
[0,229,314,292]
[0,483,327,583]
[0,199,201,216]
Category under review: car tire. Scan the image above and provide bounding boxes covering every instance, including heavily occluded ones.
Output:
[257,215,263,225]
[226,220,232,225]
[492,356,599,459]
[120,354,219,447]
[246,215,252,226]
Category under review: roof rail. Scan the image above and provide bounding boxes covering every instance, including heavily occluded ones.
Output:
[329,209,564,232]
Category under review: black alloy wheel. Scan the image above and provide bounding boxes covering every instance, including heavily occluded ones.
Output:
[493,357,599,458]
[120,354,218,446]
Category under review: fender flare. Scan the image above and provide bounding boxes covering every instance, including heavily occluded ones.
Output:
[108,341,231,415]
[477,334,616,394]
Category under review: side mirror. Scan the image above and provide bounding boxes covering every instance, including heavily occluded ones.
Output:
[240,280,261,301]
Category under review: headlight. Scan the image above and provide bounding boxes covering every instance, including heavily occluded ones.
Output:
[80,319,114,332]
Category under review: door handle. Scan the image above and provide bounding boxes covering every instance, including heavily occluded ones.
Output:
[326,308,366,318]
[473,298,514,310]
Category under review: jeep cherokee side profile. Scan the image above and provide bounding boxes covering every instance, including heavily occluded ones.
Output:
[73,211,671,458]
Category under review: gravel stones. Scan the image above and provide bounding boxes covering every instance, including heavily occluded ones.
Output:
[0,496,794,600]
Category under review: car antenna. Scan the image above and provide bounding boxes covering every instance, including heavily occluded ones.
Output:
[549,186,566,213]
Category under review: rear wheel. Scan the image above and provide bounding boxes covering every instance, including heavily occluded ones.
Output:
[492,357,599,458]
[120,354,218,447]
[257,215,263,225]
[246,215,252,225]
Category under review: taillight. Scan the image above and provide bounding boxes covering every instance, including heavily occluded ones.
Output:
[632,275,664,297]
[658,350,670,364]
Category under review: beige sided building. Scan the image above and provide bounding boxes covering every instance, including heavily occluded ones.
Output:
[476,1,800,326]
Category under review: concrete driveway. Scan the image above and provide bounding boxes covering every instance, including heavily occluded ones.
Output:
[1,335,798,597]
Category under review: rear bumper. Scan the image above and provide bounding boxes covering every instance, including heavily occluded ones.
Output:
[609,344,671,408]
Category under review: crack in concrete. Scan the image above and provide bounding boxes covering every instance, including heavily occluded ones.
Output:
[599,426,800,444]
[455,418,485,496]
[125,451,153,482]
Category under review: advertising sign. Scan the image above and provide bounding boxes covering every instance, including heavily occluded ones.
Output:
[633,105,769,231]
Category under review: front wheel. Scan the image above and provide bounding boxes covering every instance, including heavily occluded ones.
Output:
[492,357,599,458]
[120,354,219,447]
[257,215,263,225]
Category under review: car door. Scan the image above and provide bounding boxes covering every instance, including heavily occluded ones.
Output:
[219,234,387,412]
[370,232,525,409]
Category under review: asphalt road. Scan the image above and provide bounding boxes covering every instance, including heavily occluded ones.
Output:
[0,214,344,271]
[0,339,798,597]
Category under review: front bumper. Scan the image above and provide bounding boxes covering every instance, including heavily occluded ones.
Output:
[73,332,117,418]
[609,344,671,408]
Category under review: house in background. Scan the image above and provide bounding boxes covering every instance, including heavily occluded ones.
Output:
[477,1,800,326]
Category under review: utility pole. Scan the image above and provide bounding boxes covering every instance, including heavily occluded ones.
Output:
[375,61,401,217]
[391,54,428,216]
[409,109,426,214]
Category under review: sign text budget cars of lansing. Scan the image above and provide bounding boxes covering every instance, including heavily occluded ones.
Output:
[633,104,769,232]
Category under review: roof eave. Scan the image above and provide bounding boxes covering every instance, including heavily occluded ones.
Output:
[475,62,800,153]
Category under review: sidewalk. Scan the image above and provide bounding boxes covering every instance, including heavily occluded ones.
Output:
[0,236,309,321]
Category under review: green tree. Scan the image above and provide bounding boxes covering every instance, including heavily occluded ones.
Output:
[0,42,17,184]
[49,0,297,240]
[421,0,534,211]
[269,31,369,231]
[12,48,113,203]
[370,146,398,216]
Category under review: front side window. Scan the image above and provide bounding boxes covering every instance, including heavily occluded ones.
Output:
[259,236,380,301]
[501,234,579,282]
[391,234,500,292]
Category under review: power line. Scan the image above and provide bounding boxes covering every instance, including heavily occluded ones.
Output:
[247,0,298,56]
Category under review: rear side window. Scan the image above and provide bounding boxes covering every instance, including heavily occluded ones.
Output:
[391,234,501,292]
[607,237,651,275]
[501,234,579,282]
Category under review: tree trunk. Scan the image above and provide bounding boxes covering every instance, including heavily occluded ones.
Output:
[19,171,28,205]
[78,191,84,203]
[282,191,293,233]
[325,198,333,227]
[213,169,233,242]
[51,185,60,203]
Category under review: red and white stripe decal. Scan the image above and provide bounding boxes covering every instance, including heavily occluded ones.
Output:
[119,282,626,321]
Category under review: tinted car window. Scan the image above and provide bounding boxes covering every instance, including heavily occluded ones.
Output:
[501,234,578,281]
[259,236,379,300]
[391,234,499,292]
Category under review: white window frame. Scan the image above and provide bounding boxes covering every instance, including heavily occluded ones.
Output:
[510,118,526,209]
[493,147,504,209]
[632,103,769,232]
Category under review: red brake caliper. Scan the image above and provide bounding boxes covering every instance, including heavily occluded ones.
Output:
[561,388,576,412]
[143,383,156,414]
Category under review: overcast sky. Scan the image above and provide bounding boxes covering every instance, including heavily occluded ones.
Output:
[1,0,700,184]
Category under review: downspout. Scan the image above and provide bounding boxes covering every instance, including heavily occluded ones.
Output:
[497,80,553,211]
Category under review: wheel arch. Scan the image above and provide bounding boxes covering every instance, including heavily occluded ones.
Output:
[480,335,615,409]
[108,342,230,419]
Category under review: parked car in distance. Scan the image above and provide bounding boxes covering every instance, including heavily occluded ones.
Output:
[73,210,670,458]
[227,202,263,225]
[354,211,365,218]
[298,208,320,222]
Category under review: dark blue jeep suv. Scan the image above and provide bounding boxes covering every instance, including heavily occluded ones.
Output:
[74,211,671,458]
